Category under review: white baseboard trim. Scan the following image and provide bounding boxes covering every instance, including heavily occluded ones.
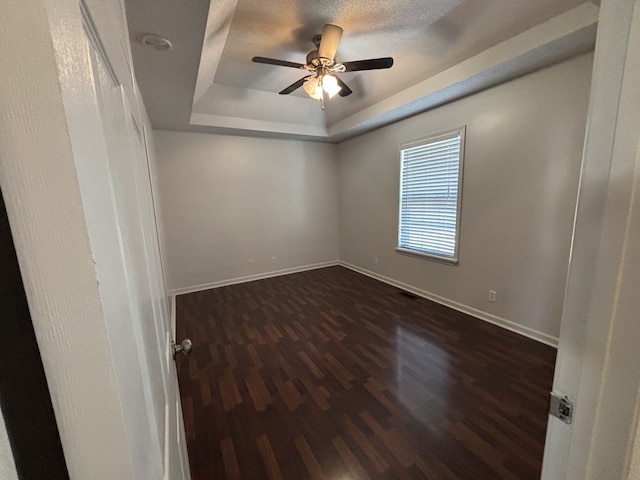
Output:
[171,260,340,296]
[339,261,559,348]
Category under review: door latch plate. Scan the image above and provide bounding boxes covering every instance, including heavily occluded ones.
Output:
[550,391,574,424]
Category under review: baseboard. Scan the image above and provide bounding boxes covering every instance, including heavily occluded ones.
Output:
[171,260,340,296]
[339,261,559,348]
[169,259,558,347]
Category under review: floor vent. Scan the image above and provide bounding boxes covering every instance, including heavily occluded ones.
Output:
[399,290,419,299]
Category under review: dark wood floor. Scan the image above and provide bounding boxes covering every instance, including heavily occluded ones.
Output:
[175,266,556,480]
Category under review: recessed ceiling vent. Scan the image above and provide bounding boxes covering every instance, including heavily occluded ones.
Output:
[140,33,172,51]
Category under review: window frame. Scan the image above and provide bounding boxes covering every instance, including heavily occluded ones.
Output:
[396,126,466,264]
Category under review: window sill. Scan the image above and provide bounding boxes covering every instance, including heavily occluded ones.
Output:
[395,247,459,265]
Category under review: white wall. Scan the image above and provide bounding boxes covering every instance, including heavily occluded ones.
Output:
[154,130,339,292]
[337,53,593,343]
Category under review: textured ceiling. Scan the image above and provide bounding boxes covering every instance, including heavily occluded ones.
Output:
[125,0,598,142]
[213,0,462,92]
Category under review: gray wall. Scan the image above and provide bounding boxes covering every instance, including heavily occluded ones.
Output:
[337,53,593,343]
[154,131,340,292]
[154,53,592,343]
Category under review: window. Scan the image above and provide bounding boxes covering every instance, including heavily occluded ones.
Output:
[397,126,465,263]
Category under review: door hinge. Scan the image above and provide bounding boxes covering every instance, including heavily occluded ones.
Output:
[550,391,574,424]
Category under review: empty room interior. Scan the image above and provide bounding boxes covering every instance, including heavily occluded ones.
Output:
[3,0,640,479]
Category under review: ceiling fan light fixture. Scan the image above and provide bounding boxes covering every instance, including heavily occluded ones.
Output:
[322,74,341,98]
[303,75,341,100]
[303,77,322,100]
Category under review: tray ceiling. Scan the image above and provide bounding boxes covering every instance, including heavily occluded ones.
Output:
[125,0,598,142]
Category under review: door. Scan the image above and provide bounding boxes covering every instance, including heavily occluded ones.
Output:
[74,4,189,478]
[130,110,191,480]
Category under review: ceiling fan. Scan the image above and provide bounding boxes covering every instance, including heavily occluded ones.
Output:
[252,24,393,106]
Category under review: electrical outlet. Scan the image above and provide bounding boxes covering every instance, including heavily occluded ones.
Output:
[373,257,379,265]
[248,259,255,267]
[488,290,497,302]
[271,257,277,264]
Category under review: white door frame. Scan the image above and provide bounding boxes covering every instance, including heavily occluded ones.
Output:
[0,0,189,478]
[1,2,136,478]
[542,0,640,478]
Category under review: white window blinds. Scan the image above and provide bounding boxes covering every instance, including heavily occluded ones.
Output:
[398,127,465,262]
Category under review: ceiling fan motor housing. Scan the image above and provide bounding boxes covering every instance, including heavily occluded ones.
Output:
[307,49,335,68]
[306,49,320,66]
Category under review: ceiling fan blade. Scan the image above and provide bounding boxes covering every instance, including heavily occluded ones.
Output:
[252,56,305,69]
[334,75,352,97]
[342,57,394,72]
[318,24,343,61]
[279,76,310,95]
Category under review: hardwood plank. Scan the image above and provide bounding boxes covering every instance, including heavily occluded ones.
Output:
[340,414,389,474]
[359,410,414,467]
[331,435,371,480]
[220,436,241,480]
[246,343,264,369]
[198,374,213,406]
[298,374,331,412]
[217,368,243,412]
[245,368,272,412]
[297,351,325,379]
[256,434,285,480]
[322,352,354,389]
[294,436,325,480]
[276,379,304,412]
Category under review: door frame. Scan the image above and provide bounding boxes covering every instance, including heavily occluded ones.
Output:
[0,187,69,479]
[542,0,640,478]
[0,0,189,478]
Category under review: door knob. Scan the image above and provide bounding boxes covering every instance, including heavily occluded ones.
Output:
[172,338,192,358]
